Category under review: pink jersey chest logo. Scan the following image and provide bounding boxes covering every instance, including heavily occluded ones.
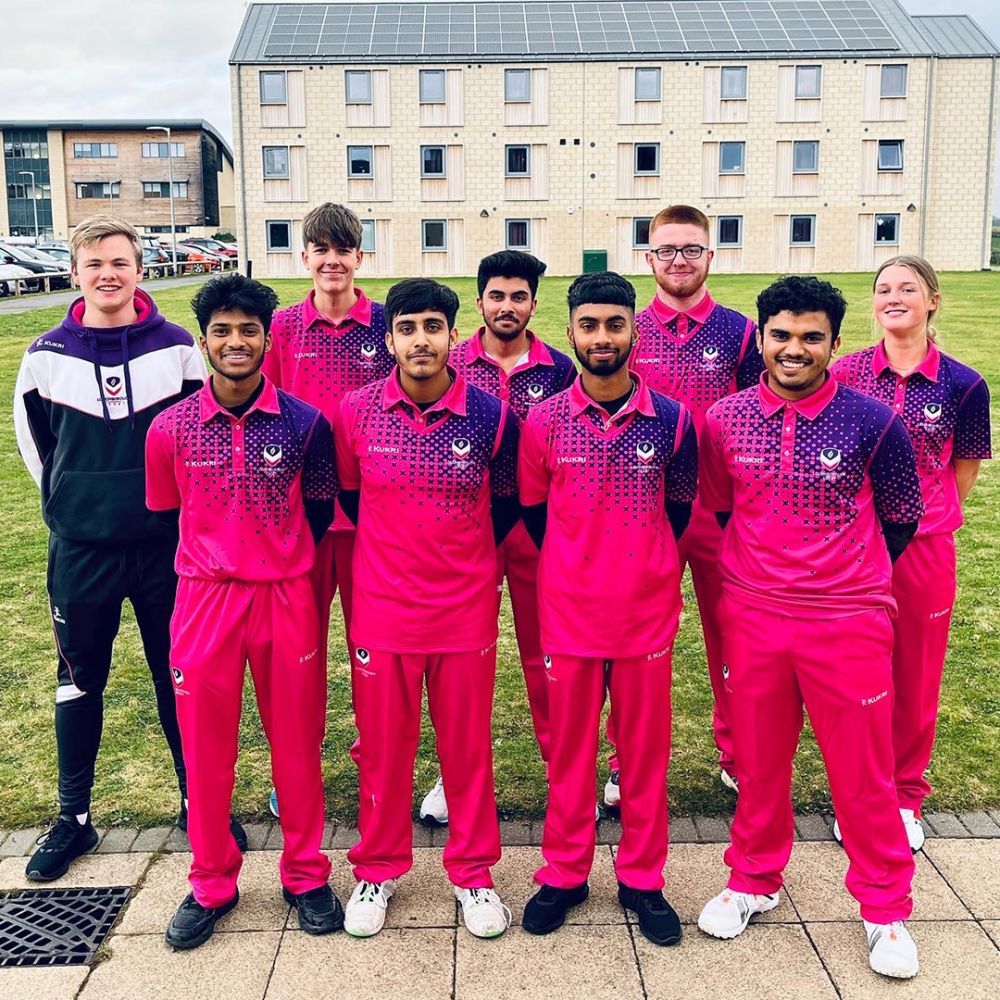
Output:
[923,403,942,422]
[105,375,123,397]
[702,345,719,363]
[819,447,842,470]
[452,437,471,459]
[636,440,656,464]
[263,444,283,467]
[527,383,544,400]
[360,343,377,360]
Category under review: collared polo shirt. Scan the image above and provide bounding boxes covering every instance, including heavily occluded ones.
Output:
[832,340,991,536]
[631,291,763,430]
[146,376,336,582]
[701,374,924,615]
[337,369,519,654]
[450,328,576,420]
[519,374,698,658]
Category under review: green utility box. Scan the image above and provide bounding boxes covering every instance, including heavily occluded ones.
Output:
[582,250,608,273]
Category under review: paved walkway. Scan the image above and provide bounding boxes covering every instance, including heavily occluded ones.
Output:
[1,818,998,999]
[0,273,212,316]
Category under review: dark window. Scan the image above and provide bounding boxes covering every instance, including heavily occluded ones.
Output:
[634,143,660,175]
[266,220,291,250]
[422,219,446,250]
[506,145,530,177]
[717,216,743,247]
[421,146,445,177]
[790,215,815,246]
[506,219,529,249]
[347,146,373,178]
[874,214,900,245]
[632,217,652,248]
[719,141,745,174]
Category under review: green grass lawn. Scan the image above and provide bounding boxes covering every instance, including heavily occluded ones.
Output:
[1,271,997,827]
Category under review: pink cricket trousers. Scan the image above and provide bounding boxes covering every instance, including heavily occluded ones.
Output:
[311,529,356,669]
[891,533,957,813]
[496,520,549,764]
[538,648,673,891]
[170,575,331,908]
[607,501,732,774]
[348,646,502,888]
[721,594,914,923]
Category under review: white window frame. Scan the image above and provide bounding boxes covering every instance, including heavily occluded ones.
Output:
[632,217,652,249]
[421,145,446,178]
[717,215,743,247]
[347,145,374,178]
[142,142,184,158]
[789,214,816,247]
[419,69,446,104]
[718,141,745,175]
[262,145,290,179]
[795,65,822,99]
[266,219,292,252]
[504,68,531,103]
[792,140,819,174]
[634,142,660,176]
[720,66,748,100]
[634,67,661,101]
[506,218,530,250]
[345,70,373,105]
[260,70,287,105]
[360,218,376,253]
[505,144,530,177]
[877,139,904,172]
[75,181,120,199]
[422,219,447,252]
[874,213,900,245]
[880,65,908,98]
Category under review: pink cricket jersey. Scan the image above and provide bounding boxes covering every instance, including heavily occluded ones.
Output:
[701,373,924,616]
[146,377,336,582]
[832,341,991,536]
[336,369,519,654]
[450,328,576,420]
[519,374,698,658]
[631,292,763,431]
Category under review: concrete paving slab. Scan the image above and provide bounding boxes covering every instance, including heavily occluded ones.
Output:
[597,818,622,845]
[637,923,837,1000]
[663,843,794,925]
[411,822,433,847]
[163,827,189,852]
[981,920,1000,949]
[327,848,457,929]
[488,844,625,926]
[117,851,289,934]
[795,814,835,842]
[498,820,533,846]
[0,965,90,1000]
[242,822,271,851]
[80,930,280,1000]
[693,815,730,843]
[808,920,1000,999]
[0,852,151,890]
[671,816,697,843]
[132,826,171,852]
[958,811,1000,837]
[0,827,43,857]
[96,828,139,854]
[782,842,968,921]
[456,924,643,1000]
[266,928,453,1000]
[330,825,359,850]
[264,825,284,851]
[922,839,1000,919]
[924,813,969,837]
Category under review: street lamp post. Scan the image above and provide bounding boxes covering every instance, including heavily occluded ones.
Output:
[146,126,177,276]
[17,170,39,240]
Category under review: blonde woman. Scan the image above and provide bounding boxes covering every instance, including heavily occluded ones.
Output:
[832,256,991,851]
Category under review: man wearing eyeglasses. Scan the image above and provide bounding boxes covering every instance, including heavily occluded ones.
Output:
[604,205,763,810]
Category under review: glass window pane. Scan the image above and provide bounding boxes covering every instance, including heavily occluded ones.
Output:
[423,219,446,250]
[263,146,289,178]
[506,145,529,176]
[875,214,899,244]
[420,69,446,104]
[635,67,661,101]
[878,140,903,171]
[346,70,372,104]
[635,143,659,174]
[348,146,373,177]
[632,217,651,247]
[790,215,815,245]
[793,140,818,173]
[267,220,291,250]
[506,219,529,248]
[361,219,376,252]
[261,71,287,104]
[795,65,822,99]
[720,66,747,100]
[505,69,531,103]
[718,216,742,246]
[421,146,445,176]
[719,141,745,174]
[880,64,907,98]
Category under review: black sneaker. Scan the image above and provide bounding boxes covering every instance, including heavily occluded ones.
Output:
[282,884,344,935]
[522,883,589,935]
[165,890,239,950]
[618,883,682,946]
[176,801,249,853]
[25,815,99,882]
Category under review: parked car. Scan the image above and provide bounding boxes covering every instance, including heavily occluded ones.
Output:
[0,261,36,296]
[175,245,220,272]
[34,244,70,264]
[183,237,238,258]
[0,243,70,289]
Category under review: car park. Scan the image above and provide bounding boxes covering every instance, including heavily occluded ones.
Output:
[0,261,36,296]
[0,243,70,290]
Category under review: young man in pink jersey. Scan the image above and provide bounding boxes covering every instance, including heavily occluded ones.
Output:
[832,256,991,851]
[261,203,393,817]
[335,278,519,940]
[146,274,341,949]
[417,250,575,825]
[607,205,762,806]
[519,272,698,946]
[697,275,923,980]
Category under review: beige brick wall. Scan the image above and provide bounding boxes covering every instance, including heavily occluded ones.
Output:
[233,56,997,278]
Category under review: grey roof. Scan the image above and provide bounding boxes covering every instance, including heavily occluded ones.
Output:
[230,1,1000,64]
[0,120,234,163]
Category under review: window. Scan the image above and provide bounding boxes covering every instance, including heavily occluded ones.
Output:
[795,66,822,99]
[632,217,652,249]
[634,142,660,175]
[880,65,907,98]
[260,70,287,104]
[789,215,816,246]
[347,145,373,177]
[505,69,531,103]
[345,70,372,105]
[635,67,661,101]
[419,69,446,104]
[360,219,376,253]
[721,66,747,100]
[143,181,188,198]
[266,220,291,251]
[719,141,745,174]
[793,140,819,173]
[506,144,530,177]
[142,142,184,158]
[73,142,117,158]
[262,146,289,179]
[877,139,904,171]
[145,225,189,234]
[506,219,530,249]
[717,216,743,247]
[874,214,900,245]
[75,182,120,199]
[421,145,446,177]
[422,219,446,251]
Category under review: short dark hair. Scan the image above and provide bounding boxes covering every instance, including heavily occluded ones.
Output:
[756,275,847,340]
[385,278,460,329]
[190,272,280,334]
[476,250,548,298]
[567,271,636,316]
[301,202,363,249]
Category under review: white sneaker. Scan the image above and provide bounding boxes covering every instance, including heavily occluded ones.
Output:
[603,770,621,809]
[832,817,843,845]
[344,879,396,937]
[698,887,781,939]
[455,886,511,938]
[900,809,926,852]
[864,919,919,979]
[720,769,739,793]
[419,776,448,826]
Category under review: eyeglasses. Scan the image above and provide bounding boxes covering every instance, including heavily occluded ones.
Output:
[650,245,709,261]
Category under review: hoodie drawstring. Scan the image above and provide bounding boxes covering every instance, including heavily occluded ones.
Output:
[90,338,112,430]
[119,328,136,429]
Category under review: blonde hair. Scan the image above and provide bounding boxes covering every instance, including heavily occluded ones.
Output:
[70,215,143,269]
[873,254,941,343]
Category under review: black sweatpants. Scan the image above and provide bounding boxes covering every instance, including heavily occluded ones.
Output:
[47,532,187,815]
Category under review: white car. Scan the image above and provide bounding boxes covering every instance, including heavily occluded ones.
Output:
[0,262,36,297]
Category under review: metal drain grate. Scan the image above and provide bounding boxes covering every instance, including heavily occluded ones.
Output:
[0,886,131,967]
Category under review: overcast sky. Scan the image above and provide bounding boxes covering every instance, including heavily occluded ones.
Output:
[1,0,997,207]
